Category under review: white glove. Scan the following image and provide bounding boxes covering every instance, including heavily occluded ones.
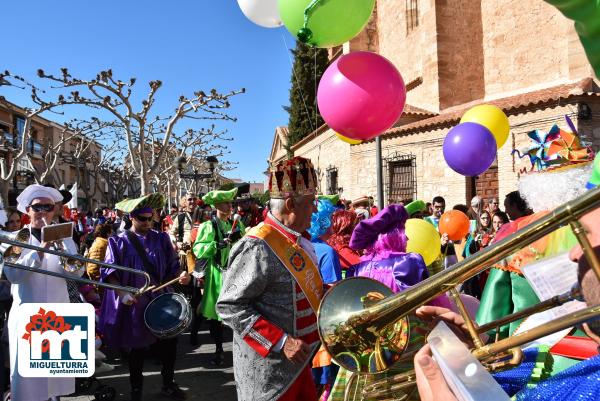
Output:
[120,293,136,305]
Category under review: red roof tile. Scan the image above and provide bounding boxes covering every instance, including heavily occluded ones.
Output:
[384,78,599,137]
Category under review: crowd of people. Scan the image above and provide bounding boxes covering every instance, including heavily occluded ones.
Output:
[0,147,598,401]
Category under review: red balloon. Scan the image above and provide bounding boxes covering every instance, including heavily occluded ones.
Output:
[439,210,470,241]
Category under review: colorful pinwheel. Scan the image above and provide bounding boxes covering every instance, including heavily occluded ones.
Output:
[522,125,561,170]
[547,127,590,161]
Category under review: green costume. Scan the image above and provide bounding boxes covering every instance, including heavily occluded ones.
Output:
[476,217,578,339]
[193,187,244,321]
[545,0,600,77]
[193,218,245,320]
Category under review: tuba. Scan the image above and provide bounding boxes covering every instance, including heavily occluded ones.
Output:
[317,184,600,400]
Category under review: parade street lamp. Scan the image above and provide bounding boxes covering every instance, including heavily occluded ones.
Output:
[174,156,218,193]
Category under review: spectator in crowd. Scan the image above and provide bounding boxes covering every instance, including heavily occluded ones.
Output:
[327,210,361,274]
[468,195,483,220]
[3,208,22,232]
[491,211,510,235]
[487,197,500,214]
[86,223,114,283]
[368,196,379,217]
[475,210,493,248]
[424,196,445,229]
[351,196,371,221]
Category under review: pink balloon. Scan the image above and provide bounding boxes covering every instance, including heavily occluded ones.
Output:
[317,51,406,141]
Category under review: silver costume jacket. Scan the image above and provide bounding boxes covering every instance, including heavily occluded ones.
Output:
[216,235,321,401]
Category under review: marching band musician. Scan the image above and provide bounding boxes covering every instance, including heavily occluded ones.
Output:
[192,187,245,366]
[98,193,190,401]
[4,184,83,401]
[414,205,600,401]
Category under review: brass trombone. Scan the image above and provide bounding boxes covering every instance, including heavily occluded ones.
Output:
[0,230,154,295]
[317,184,600,400]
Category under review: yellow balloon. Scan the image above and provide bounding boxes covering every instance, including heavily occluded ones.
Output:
[405,219,441,266]
[460,104,510,148]
[335,132,363,145]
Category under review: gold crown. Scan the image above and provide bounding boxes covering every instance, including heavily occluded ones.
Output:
[269,157,318,198]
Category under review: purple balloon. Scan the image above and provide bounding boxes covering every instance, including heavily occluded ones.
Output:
[443,122,497,176]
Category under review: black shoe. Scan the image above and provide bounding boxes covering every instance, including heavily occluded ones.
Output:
[210,350,224,366]
[130,387,142,401]
[161,382,187,400]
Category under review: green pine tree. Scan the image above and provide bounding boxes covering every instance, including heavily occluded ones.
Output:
[283,42,329,156]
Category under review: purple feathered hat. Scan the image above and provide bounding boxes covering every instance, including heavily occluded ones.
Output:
[350,204,409,251]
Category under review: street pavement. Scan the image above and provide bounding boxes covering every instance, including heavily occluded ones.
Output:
[65,327,237,401]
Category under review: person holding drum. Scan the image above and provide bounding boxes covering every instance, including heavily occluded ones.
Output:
[99,193,190,401]
[216,157,323,401]
[192,187,244,366]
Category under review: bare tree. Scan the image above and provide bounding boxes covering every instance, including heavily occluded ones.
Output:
[0,71,73,203]
[31,118,118,185]
[37,68,244,194]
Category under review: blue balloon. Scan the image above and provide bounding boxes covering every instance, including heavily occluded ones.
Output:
[443,122,497,176]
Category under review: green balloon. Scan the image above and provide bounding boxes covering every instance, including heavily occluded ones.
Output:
[278,0,376,48]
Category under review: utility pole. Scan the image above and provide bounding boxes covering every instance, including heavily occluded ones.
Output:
[376,136,384,210]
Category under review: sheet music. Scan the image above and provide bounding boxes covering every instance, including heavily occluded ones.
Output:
[518,252,585,348]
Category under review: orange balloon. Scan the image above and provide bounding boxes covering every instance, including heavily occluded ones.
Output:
[439,210,470,241]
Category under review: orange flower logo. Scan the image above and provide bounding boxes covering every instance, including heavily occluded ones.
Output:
[22,307,72,353]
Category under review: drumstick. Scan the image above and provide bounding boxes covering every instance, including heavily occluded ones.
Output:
[151,276,182,293]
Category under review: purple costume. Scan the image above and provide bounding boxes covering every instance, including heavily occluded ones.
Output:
[99,230,180,348]
[347,252,428,293]
[348,204,451,308]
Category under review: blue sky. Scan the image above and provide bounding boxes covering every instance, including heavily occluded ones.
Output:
[1,0,296,182]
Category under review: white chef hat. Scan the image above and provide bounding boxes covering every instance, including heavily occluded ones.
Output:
[16,184,63,213]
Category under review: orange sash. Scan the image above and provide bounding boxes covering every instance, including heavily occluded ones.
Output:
[248,223,324,313]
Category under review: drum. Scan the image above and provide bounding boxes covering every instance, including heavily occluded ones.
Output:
[144,293,192,339]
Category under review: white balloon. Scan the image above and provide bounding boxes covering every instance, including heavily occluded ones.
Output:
[237,0,282,28]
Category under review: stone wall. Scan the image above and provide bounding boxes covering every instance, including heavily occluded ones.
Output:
[376,0,441,112]
[436,0,485,109]
[480,0,592,98]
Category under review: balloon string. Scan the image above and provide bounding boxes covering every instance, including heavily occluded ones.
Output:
[280,33,316,134]
[302,0,324,30]
[314,48,317,132]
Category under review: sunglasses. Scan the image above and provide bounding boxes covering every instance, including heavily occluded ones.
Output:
[134,215,153,222]
[29,204,55,212]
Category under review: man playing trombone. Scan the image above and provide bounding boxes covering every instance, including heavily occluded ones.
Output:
[414,205,600,400]
[98,193,190,401]
[4,184,84,401]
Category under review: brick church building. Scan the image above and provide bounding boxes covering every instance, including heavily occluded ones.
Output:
[269,0,600,208]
